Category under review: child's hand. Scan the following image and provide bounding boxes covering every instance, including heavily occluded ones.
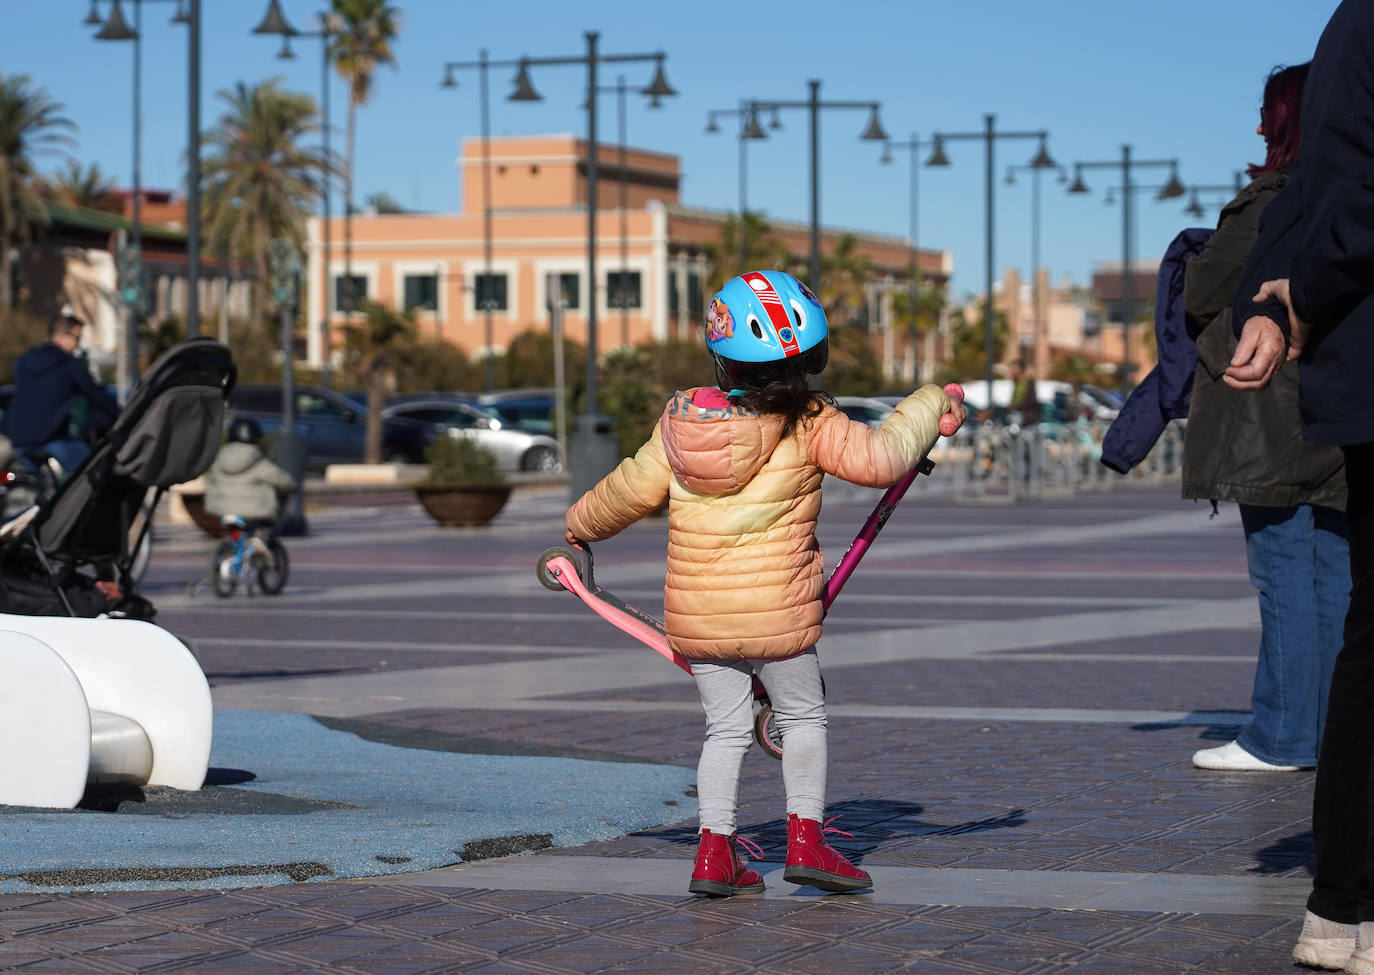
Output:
[939,383,966,437]
[564,529,586,549]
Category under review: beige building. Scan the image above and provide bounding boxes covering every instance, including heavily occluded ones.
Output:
[306,134,951,382]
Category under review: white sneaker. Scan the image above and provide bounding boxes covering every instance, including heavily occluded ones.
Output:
[1191,740,1305,772]
[1345,921,1374,975]
[1291,911,1356,969]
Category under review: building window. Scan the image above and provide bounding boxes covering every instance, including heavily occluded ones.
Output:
[553,272,580,310]
[607,271,641,310]
[473,272,508,312]
[403,273,439,312]
[687,271,704,319]
[668,270,679,315]
[333,274,367,312]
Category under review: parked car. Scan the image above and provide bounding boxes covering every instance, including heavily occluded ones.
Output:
[382,399,564,473]
[834,396,895,429]
[226,384,434,470]
[472,387,559,435]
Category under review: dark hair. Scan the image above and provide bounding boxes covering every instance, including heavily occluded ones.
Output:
[229,418,263,445]
[716,341,832,439]
[48,312,83,339]
[1248,62,1309,178]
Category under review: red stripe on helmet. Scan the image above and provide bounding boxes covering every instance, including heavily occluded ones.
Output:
[740,272,800,357]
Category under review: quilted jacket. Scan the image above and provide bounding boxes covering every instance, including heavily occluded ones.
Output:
[565,384,952,661]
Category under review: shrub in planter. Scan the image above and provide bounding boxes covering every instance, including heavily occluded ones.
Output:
[414,435,511,527]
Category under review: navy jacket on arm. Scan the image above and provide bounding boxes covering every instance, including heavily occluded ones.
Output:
[1100,227,1212,473]
[1232,0,1374,445]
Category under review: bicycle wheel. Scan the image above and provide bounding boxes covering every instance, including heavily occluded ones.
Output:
[256,538,289,595]
[211,541,237,598]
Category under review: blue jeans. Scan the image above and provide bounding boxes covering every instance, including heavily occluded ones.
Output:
[1236,503,1350,767]
[19,439,89,484]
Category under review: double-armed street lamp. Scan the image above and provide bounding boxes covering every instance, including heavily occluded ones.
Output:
[705,101,769,271]
[1067,147,1187,383]
[86,0,202,393]
[741,82,888,292]
[878,133,942,382]
[252,0,337,388]
[924,115,1056,396]
[1004,160,1068,375]
[491,31,676,499]
[1182,172,1246,219]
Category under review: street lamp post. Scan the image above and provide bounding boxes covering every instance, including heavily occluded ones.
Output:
[499,31,677,499]
[705,101,767,271]
[879,133,938,383]
[1182,172,1246,219]
[439,50,503,391]
[1067,146,1186,384]
[253,0,336,388]
[925,115,1056,399]
[743,83,888,292]
[1004,161,1067,379]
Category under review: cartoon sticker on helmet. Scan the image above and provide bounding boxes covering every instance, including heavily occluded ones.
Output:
[706,296,735,342]
[797,281,820,305]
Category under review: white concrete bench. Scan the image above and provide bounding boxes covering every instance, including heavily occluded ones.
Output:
[0,616,212,808]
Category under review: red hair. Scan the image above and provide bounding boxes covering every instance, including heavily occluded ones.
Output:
[1248,62,1310,178]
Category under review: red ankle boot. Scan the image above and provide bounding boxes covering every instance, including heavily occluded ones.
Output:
[783,814,872,892]
[689,829,765,897]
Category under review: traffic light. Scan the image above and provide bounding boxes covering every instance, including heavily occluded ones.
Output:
[117,244,142,307]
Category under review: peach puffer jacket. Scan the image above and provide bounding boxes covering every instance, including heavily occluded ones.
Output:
[565,384,953,661]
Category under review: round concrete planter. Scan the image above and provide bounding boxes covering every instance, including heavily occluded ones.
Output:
[414,484,512,527]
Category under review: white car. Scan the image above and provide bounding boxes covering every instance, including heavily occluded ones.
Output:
[834,396,895,429]
[382,399,564,473]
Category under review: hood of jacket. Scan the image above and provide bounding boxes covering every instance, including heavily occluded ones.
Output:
[214,441,267,476]
[658,388,784,495]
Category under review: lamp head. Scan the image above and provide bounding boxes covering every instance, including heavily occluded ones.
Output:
[251,0,298,37]
[1004,167,1017,186]
[276,36,296,60]
[859,106,888,142]
[925,136,950,167]
[641,58,676,100]
[1028,135,1056,169]
[95,0,139,41]
[171,0,190,24]
[440,66,457,89]
[1157,163,1186,200]
[880,144,894,165]
[1067,168,1089,194]
[509,61,542,102]
[769,107,782,130]
[83,0,102,26]
[705,114,720,134]
[741,107,767,140]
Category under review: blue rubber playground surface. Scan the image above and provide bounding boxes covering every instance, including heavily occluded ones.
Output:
[0,710,697,893]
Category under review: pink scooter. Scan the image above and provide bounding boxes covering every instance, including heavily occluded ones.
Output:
[537,384,964,759]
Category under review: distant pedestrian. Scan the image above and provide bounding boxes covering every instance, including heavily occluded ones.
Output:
[5,306,118,479]
[1222,1,1374,969]
[563,270,964,897]
[1182,62,1349,775]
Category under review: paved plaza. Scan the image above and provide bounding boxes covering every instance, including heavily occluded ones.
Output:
[0,477,1322,972]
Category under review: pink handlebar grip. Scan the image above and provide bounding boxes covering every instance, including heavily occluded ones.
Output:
[939,382,965,436]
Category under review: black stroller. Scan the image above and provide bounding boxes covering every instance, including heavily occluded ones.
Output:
[0,337,237,617]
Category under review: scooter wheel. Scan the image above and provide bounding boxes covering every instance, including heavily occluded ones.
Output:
[753,702,784,761]
[536,547,582,592]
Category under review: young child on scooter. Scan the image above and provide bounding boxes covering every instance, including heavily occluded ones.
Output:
[564,270,965,897]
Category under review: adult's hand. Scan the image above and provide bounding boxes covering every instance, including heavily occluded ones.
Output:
[1224,316,1287,391]
[1252,278,1311,362]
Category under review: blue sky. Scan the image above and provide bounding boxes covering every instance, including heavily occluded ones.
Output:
[3,1,1336,299]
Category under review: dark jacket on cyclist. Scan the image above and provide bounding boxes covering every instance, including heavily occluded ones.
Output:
[7,342,118,447]
[204,443,294,524]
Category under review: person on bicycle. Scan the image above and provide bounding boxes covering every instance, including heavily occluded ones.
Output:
[204,419,294,528]
[6,306,119,479]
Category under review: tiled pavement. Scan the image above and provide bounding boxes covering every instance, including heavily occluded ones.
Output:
[0,480,1325,972]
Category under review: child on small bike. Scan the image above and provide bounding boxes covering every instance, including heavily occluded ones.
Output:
[205,419,294,529]
[564,270,965,897]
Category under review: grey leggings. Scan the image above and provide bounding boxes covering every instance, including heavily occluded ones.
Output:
[690,648,827,835]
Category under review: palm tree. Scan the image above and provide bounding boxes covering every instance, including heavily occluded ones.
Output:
[328,0,399,323]
[702,211,791,288]
[51,160,117,211]
[820,234,874,330]
[0,74,75,308]
[343,299,414,463]
[200,78,332,325]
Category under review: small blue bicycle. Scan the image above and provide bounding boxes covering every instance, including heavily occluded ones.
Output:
[210,516,289,598]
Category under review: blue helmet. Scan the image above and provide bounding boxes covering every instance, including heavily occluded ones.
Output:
[706,270,828,364]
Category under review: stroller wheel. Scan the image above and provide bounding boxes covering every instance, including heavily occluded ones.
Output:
[536,547,584,592]
[211,541,237,598]
[753,702,784,761]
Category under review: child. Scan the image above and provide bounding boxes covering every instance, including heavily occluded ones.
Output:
[564,270,965,896]
[204,418,295,528]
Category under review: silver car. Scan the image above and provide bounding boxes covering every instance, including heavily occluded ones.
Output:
[382,400,564,473]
